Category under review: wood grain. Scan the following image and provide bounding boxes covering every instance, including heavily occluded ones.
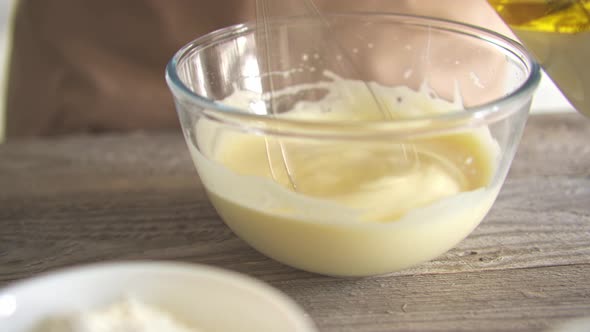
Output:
[1,114,589,331]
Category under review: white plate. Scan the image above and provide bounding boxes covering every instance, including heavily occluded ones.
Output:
[0,261,317,332]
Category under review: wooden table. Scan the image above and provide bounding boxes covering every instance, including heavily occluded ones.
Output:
[1,114,589,331]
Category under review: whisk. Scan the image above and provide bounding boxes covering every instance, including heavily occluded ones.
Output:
[255,0,395,191]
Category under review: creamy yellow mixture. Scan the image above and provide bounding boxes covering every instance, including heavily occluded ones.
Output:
[190,76,500,277]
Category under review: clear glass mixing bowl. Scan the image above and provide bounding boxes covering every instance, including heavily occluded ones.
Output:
[166,13,541,277]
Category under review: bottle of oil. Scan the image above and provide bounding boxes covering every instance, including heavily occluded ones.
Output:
[487,0,590,116]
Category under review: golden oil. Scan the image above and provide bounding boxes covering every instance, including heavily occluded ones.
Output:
[488,0,590,115]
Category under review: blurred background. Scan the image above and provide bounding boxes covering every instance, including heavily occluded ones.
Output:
[0,0,575,143]
[0,0,14,140]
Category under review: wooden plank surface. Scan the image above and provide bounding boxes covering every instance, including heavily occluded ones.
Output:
[1,114,589,331]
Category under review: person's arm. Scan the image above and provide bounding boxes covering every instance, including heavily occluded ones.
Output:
[5,0,253,138]
[5,0,507,139]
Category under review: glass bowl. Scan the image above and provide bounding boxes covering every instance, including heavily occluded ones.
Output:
[166,13,540,277]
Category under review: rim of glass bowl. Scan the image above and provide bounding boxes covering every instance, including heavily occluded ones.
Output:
[166,13,541,140]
